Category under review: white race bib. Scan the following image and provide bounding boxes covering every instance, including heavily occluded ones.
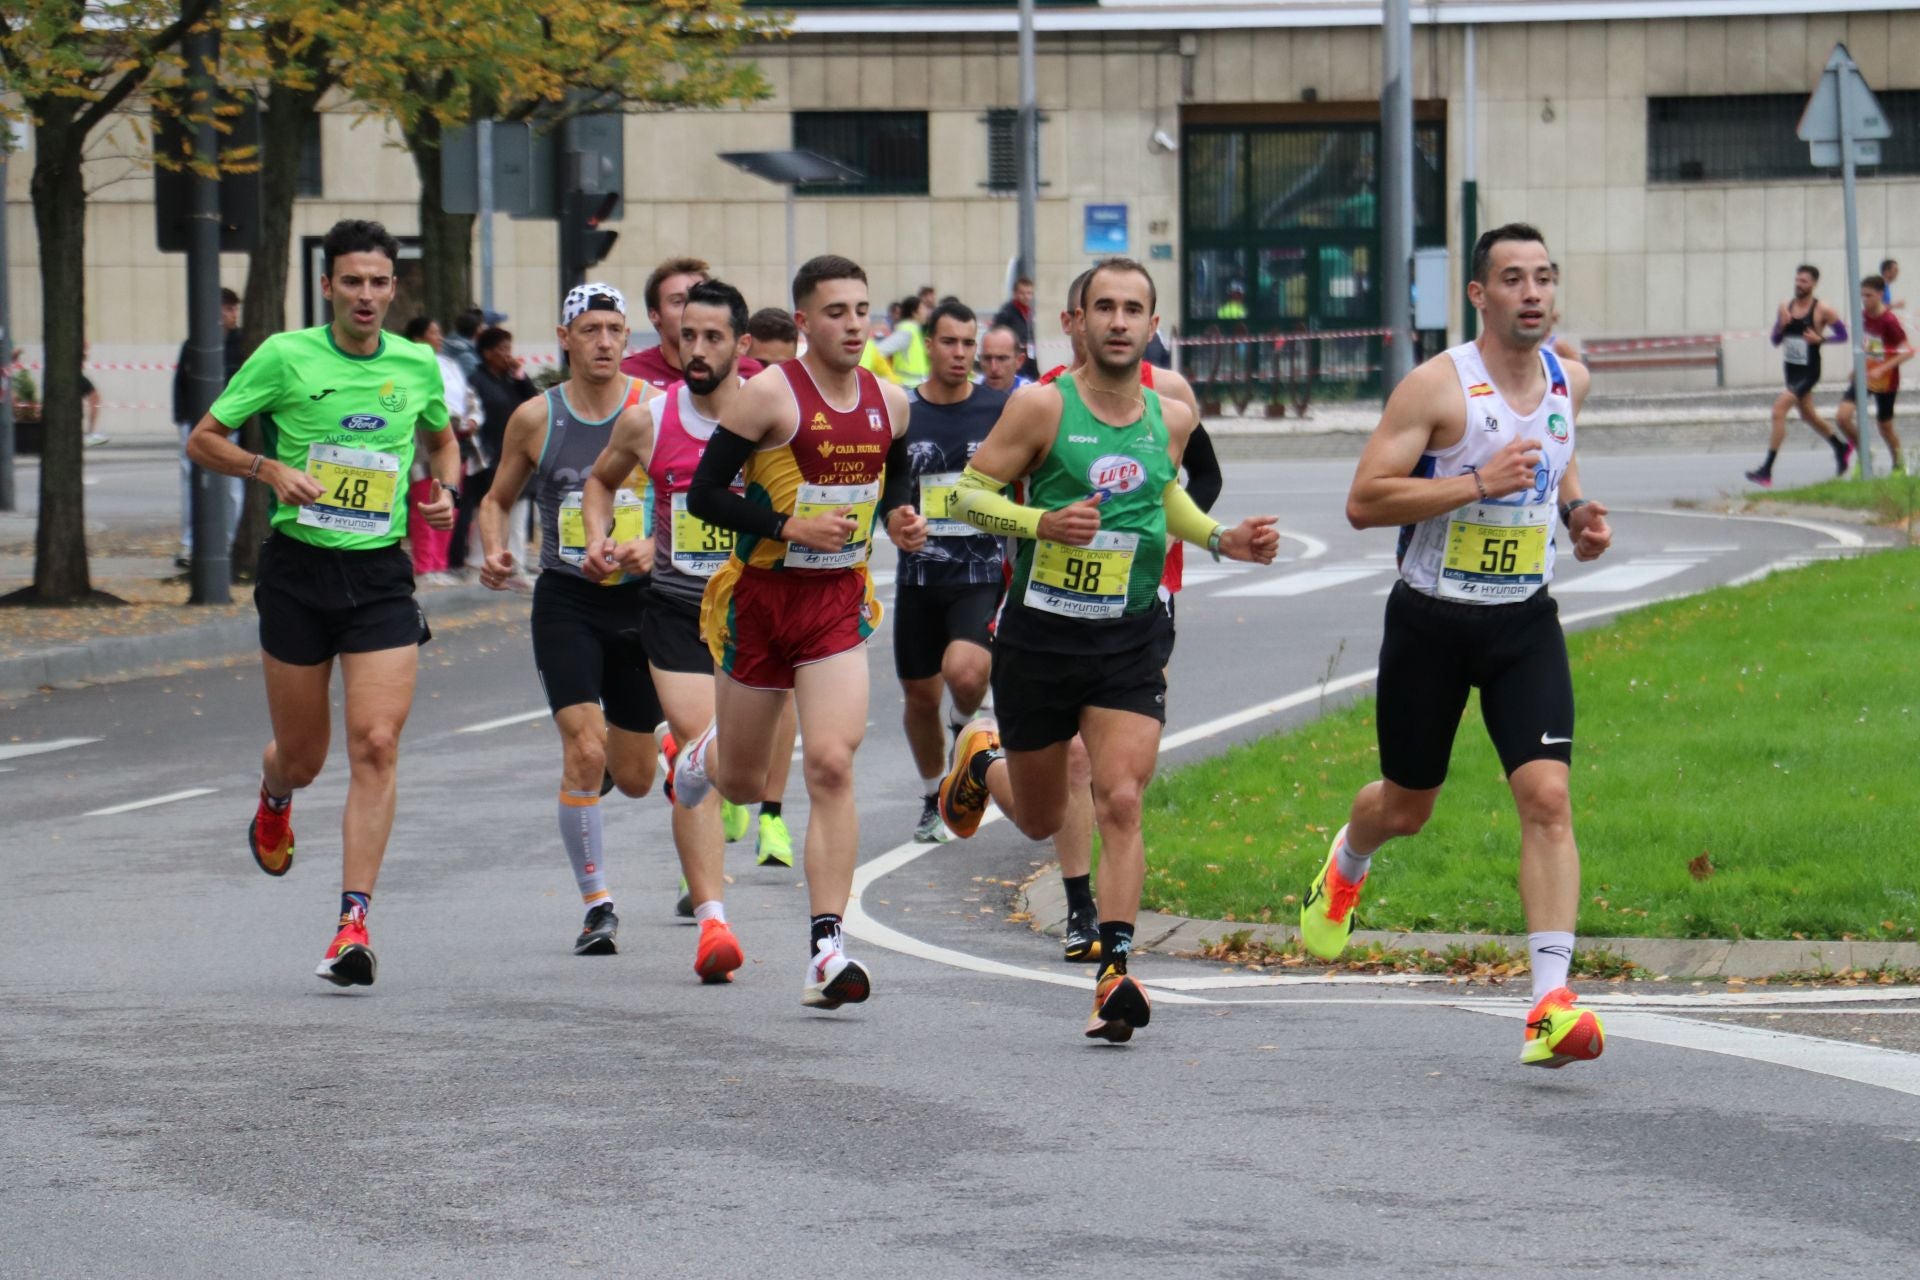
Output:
[918,470,971,538]
[1783,336,1810,365]
[1438,501,1551,603]
[669,491,736,578]
[1022,531,1138,619]
[298,443,400,535]
[783,481,878,570]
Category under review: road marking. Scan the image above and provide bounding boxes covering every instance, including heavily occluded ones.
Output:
[1282,530,1329,562]
[1662,544,1740,554]
[0,737,101,762]
[1618,505,1867,550]
[1213,564,1391,598]
[85,787,218,817]
[456,709,549,734]
[1556,557,1705,593]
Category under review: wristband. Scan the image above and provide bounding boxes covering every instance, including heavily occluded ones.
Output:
[1472,470,1488,501]
[1559,497,1591,527]
[247,454,264,481]
[773,513,789,540]
[442,482,462,505]
[1206,526,1226,562]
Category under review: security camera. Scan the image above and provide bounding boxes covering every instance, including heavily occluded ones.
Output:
[1150,129,1179,153]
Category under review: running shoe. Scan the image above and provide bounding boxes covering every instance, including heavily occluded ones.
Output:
[672,724,716,810]
[914,794,950,844]
[675,876,694,919]
[575,902,619,955]
[248,786,295,877]
[1299,824,1366,961]
[1835,440,1856,475]
[722,799,751,843]
[1062,906,1102,963]
[938,717,1001,839]
[1743,468,1773,489]
[1084,965,1151,1042]
[657,722,678,805]
[694,918,745,983]
[755,813,794,867]
[802,941,872,1009]
[1521,986,1606,1068]
[315,919,376,987]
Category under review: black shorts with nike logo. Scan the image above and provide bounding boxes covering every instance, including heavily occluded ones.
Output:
[1374,580,1575,790]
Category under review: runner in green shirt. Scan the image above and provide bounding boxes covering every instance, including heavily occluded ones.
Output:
[186,219,460,989]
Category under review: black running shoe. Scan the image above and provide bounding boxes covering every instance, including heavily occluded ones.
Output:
[575,903,619,955]
[1062,907,1102,963]
[1744,468,1773,489]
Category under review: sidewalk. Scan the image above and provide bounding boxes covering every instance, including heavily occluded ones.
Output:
[1020,871,1920,981]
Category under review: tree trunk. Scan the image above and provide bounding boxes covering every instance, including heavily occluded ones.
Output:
[407,115,475,328]
[12,108,103,605]
[233,64,330,578]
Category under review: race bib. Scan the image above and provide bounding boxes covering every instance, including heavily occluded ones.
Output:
[298,443,399,536]
[558,489,646,574]
[918,470,971,538]
[1439,501,1550,603]
[1023,531,1138,619]
[1782,336,1810,365]
[670,491,736,578]
[783,481,878,570]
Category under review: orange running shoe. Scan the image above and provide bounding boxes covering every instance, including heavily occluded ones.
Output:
[315,918,376,987]
[656,721,679,805]
[248,786,295,877]
[1084,965,1152,1043]
[938,718,1001,839]
[1521,986,1605,1068]
[694,918,745,984]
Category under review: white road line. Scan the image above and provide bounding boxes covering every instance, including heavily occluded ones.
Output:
[456,709,550,734]
[1146,986,1920,1009]
[1555,557,1705,594]
[1662,544,1741,554]
[1214,564,1391,598]
[0,737,100,762]
[1281,530,1329,562]
[1618,505,1867,550]
[85,787,218,817]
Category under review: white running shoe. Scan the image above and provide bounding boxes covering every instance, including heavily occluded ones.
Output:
[802,939,872,1009]
[672,724,716,811]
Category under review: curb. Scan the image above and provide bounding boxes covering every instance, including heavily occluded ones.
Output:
[0,584,519,699]
[1018,872,1920,981]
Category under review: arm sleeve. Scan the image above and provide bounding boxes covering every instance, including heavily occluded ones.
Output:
[878,434,915,527]
[1829,319,1848,343]
[1180,423,1223,513]
[688,426,787,540]
[1770,321,1783,346]
[1163,480,1223,548]
[207,337,285,430]
[950,465,1043,539]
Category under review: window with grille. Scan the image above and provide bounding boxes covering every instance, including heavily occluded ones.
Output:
[984,108,1047,193]
[792,111,928,196]
[1649,92,1920,183]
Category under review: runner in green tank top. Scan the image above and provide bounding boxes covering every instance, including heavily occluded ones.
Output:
[939,257,1281,1043]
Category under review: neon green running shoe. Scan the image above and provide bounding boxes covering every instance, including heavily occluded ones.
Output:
[756,813,794,867]
[721,799,751,843]
[675,875,694,919]
[1521,987,1606,1068]
[1299,824,1366,961]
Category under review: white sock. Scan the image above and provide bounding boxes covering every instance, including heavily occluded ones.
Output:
[1528,931,1576,1000]
[922,775,941,798]
[693,899,726,925]
[1333,827,1374,884]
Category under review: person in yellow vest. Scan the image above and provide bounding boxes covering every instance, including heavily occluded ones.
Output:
[876,293,932,387]
[860,337,894,382]
[1218,282,1249,321]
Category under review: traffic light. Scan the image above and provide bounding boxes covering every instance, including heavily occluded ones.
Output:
[556,116,623,288]
[581,191,619,271]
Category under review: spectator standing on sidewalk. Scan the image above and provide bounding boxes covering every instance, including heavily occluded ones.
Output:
[993,276,1040,380]
[173,288,245,566]
[403,316,473,583]
[456,327,536,582]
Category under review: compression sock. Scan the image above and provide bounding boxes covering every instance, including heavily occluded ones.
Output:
[1528,931,1576,1000]
[761,800,782,820]
[340,891,370,926]
[1334,829,1375,885]
[693,899,726,925]
[1098,921,1135,974]
[809,912,843,956]
[558,790,611,909]
[1063,874,1095,916]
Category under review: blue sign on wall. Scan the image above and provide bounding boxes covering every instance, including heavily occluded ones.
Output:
[1083,204,1129,255]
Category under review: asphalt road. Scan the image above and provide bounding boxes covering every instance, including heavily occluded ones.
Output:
[4,437,1917,1278]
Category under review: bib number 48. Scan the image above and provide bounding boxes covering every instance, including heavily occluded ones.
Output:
[333,475,374,510]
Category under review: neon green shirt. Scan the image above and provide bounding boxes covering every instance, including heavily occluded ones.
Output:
[211,325,449,550]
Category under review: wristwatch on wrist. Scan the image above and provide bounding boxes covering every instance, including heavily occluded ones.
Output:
[442,482,462,504]
[1559,497,1591,526]
[773,513,790,540]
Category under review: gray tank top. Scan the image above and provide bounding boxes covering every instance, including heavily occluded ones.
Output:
[535,379,649,582]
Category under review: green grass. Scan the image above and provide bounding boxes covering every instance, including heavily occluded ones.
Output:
[1764,470,1920,527]
[1141,549,1920,941]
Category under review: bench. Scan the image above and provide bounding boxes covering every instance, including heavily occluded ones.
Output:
[1582,335,1724,386]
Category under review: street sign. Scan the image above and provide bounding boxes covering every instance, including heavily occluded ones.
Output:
[1810,139,1880,168]
[440,121,534,215]
[1798,50,1891,145]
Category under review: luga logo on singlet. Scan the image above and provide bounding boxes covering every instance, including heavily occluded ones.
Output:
[1088,454,1148,495]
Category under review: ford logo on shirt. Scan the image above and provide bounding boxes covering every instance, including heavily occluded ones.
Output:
[339,414,388,432]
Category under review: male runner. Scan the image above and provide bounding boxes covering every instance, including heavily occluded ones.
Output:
[1748,265,1851,487]
[745,307,800,365]
[476,283,661,957]
[941,258,1279,1041]
[580,279,761,980]
[1880,259,1901,310]
[978,325,1030,394]
[879,298,1009,842]
[1300,223,1613,1069]
[621,256,764,391]
[669,255,912,1010]
[186,219,456,987]
[1838,274,1911,474]
[1038,266,1222,963]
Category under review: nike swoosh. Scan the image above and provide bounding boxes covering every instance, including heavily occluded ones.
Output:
[1540,733,1573,745]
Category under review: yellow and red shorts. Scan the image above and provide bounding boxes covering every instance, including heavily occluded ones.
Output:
[700,561,881,691]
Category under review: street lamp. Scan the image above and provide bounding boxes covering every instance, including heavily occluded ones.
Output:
[718,150,863,303]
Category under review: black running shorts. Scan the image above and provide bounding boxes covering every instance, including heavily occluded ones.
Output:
[892,582,999,681]
[255,532,430,667]
[530,572,661,732]
[1842,384,1898,422]
[1374,580,1575,791]
[1784,358,1820,399]
[1152,590,1177,671]
[638,590,713,676]
[990,624,1169,753]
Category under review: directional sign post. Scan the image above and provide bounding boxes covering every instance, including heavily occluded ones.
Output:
[1800,44,1893,480]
